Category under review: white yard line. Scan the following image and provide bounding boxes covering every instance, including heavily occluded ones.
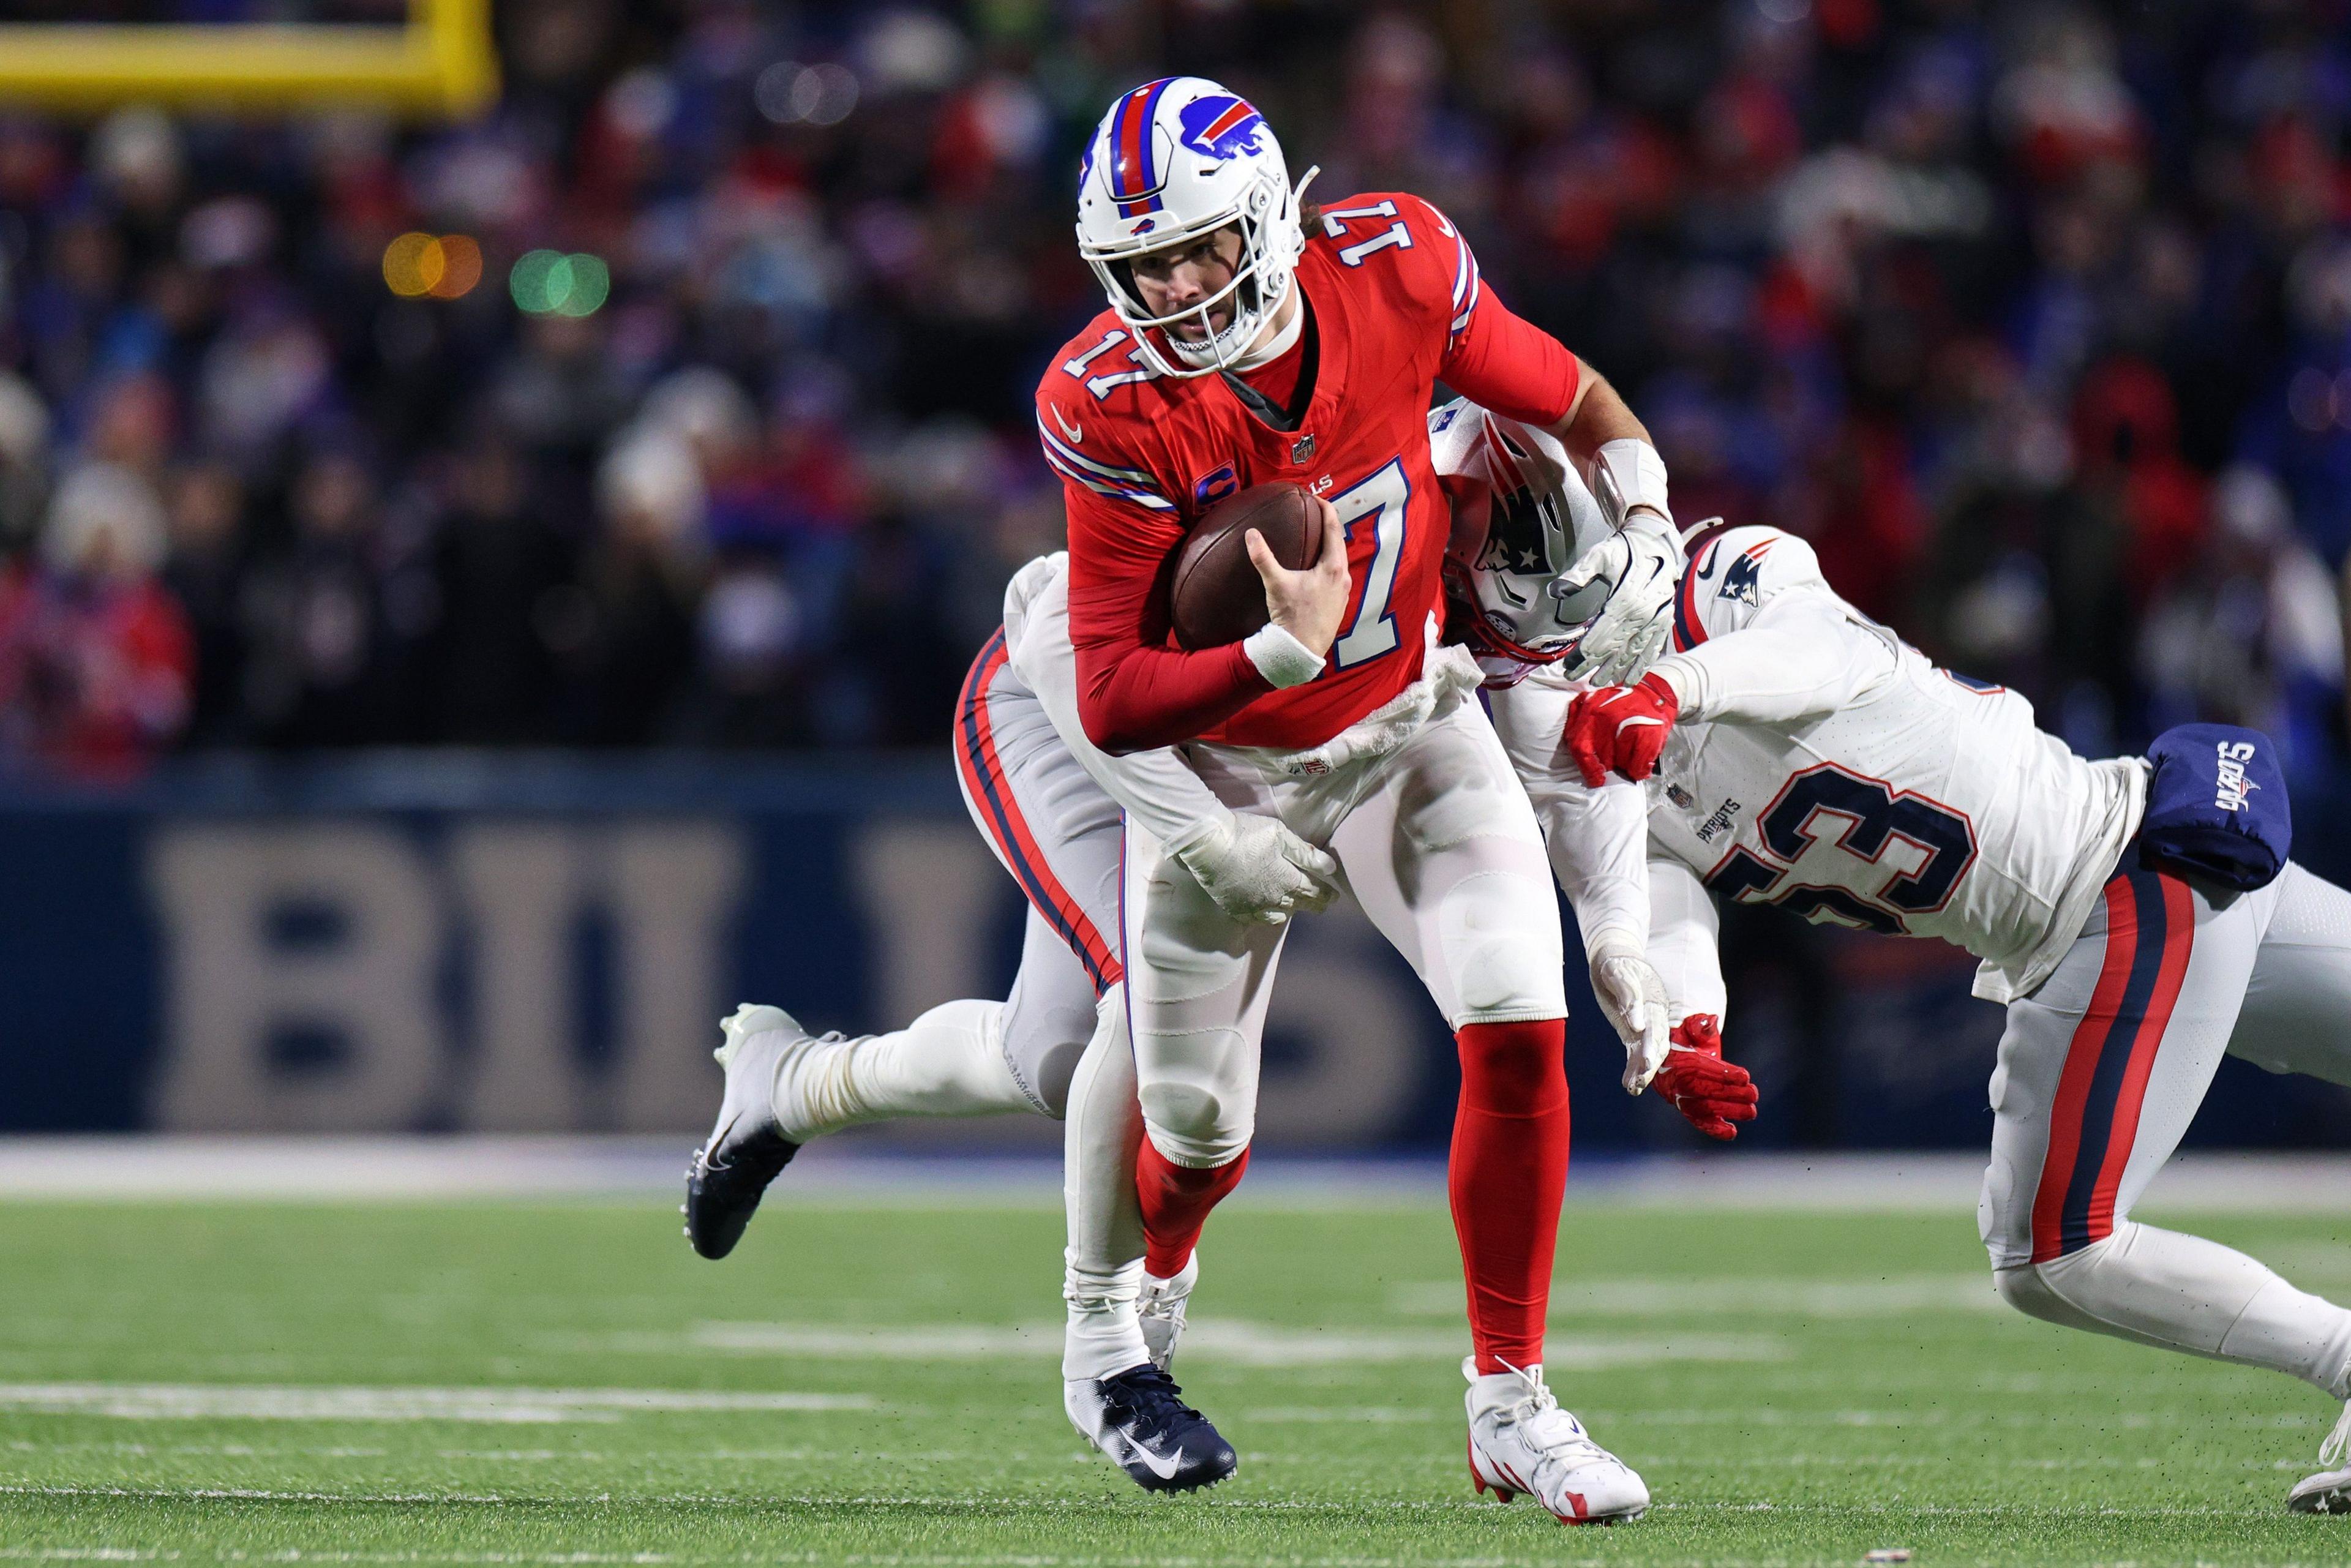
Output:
[0,1385,871,1424]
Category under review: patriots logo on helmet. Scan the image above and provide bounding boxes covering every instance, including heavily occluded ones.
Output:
[1477,484,1558,576]
[1177,94,1266,162]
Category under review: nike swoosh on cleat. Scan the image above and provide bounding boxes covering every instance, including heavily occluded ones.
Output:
[1123,1431,1187,1480]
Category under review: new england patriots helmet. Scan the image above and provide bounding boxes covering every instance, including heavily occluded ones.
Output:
[1075,77,1318,378]
[1430,402,1615,665]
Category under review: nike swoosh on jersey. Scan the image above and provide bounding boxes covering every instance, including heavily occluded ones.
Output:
[1695,544,1722,582]
[1052,406,1084,443]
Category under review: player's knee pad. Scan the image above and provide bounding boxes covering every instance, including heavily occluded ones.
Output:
[1134,1032,1254,1168]
[1011,1003,1091,1120]
[1439,869,1567,1025]
[1140,1109,1250,1169]
[1997,1226,2246,1354]
[1992,1262,2088,1328]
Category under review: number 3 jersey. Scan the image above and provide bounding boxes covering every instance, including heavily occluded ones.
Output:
[1038,191,1583,754]
[1641,523,2148,1005]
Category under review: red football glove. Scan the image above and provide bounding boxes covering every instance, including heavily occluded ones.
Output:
[1650,1015,1758,1141]
[1562,672,1680,787]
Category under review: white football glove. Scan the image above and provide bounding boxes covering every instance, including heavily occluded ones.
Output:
[1588,932,1671,1093]
[1554,511,1681,688]
[1168,812,1341,926]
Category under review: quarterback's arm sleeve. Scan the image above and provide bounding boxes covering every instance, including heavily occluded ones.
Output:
[1439,291,1581,429]
[1647,529,1899,724]
[1063,481,1289,754]
[1483,672,1648,955]
[1390,194,1581,429]
[1648,852,1728,1026]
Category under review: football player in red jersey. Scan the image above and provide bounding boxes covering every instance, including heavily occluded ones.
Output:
[1033,78,1680,1513]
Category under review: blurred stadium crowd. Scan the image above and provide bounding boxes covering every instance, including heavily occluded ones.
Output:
[1,0,2348,781]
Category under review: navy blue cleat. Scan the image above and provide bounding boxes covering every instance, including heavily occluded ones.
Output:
[1065,1364,1239,1493]
[683,1004,808,1259]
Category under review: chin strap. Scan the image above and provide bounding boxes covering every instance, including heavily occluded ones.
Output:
[1168,166,1321,375]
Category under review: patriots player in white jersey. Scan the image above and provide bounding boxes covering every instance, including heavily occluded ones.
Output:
[1545,503,2351,1512]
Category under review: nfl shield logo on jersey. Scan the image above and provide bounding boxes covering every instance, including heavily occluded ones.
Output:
[1291,433,1316,463]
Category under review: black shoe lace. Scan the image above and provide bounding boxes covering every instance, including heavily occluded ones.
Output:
[1104,1366,1205,1441]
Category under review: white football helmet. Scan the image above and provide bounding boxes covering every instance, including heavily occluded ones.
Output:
[1430,400,1614,664]
[1075,76,1318,378]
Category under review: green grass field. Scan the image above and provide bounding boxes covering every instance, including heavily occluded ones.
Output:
[2,1191,2348,1566]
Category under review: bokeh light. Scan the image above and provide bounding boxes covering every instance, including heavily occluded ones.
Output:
[752,61,858,127]
[427,234,482,300]
[555,253,610,316]
[510,250,611,317]
[381,231,440,297]
[382,232,482,299]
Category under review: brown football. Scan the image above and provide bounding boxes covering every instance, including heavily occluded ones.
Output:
[1168,481,1318,651]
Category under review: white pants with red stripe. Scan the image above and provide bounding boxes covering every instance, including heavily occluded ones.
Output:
[950,628,1126,1116]
[1125,696,1567,1168]
[949,623,1153,1379]
[1979,858,2351,1400]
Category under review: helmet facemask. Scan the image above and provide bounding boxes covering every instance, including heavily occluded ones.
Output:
[1083,163,1314,378]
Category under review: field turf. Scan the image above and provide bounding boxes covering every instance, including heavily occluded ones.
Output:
[2,1192,2349,1566]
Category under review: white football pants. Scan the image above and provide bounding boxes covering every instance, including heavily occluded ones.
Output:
[1981,858,2351,1400]
[806,628,1116,1133]
[936,627,1126,1117]
[1124,697,1568,1170]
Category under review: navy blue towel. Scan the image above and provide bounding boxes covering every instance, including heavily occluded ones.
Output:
[2139,723,2290,891]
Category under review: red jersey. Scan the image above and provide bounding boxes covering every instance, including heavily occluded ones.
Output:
[1038,192,1582,753]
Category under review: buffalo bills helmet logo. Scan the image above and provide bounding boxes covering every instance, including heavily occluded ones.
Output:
[1178,94,1267,162]
[1193,463,1240,507]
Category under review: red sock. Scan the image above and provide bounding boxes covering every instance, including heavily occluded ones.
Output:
[1449,1018,1570,1374]
[1136,1142,1249,1278]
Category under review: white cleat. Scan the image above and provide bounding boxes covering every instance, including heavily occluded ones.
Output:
[1139,1252,1199,1371]
[682,1004,861,1260]
[1463,1357,1649,1525]
[2288,1401,2351,1514]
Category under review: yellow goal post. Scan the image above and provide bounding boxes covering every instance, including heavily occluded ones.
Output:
[0,0,496,118]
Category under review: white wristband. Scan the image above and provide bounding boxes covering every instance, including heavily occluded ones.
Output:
[1646,653,1700,716]
[1594,438,1671,526]
[1160,811,1231,863]
[1242,623,1325,689]
[1584,927,1646,967]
